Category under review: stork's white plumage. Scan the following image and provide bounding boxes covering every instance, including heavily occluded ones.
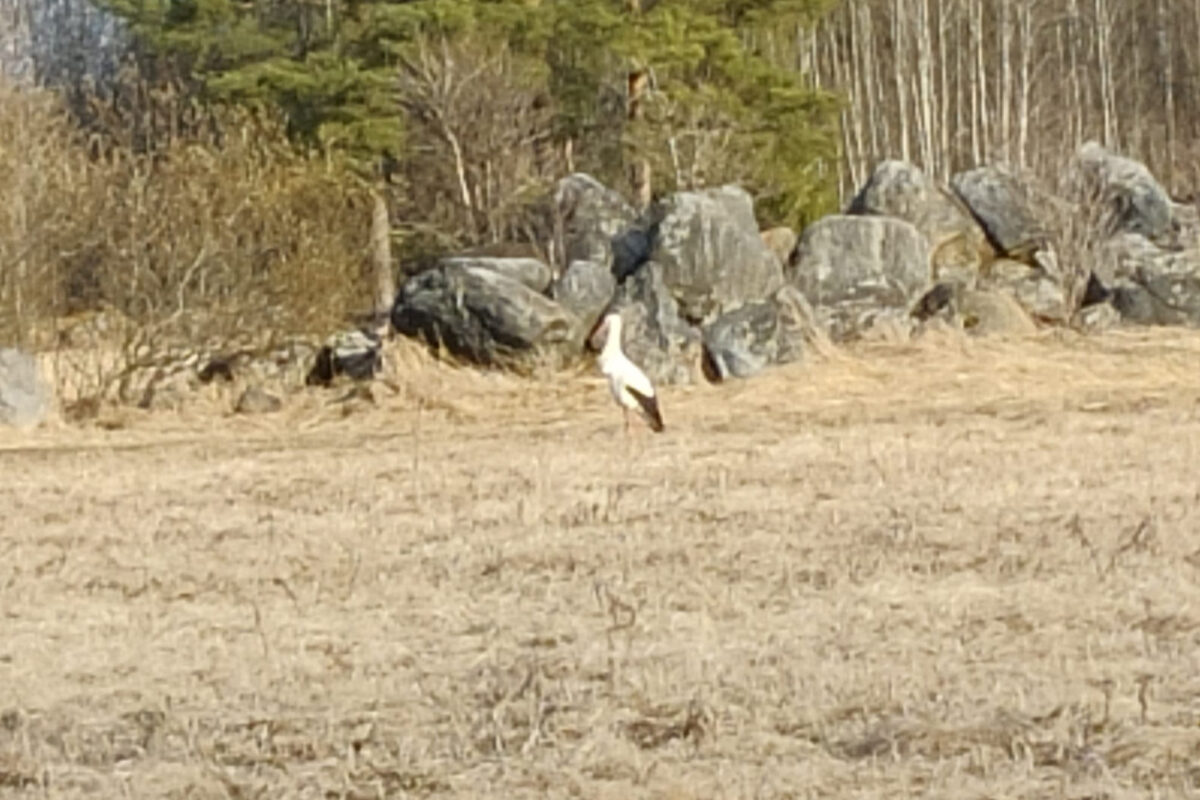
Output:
[596,313,664,434]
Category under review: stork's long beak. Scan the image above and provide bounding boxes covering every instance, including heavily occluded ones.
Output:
[586,316,609,352]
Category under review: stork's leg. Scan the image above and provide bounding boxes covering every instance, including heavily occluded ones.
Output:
[622,409,641,456]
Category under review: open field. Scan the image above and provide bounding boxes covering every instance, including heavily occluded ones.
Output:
[4,328,1200,798]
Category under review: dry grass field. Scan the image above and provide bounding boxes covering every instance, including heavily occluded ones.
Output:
[4,327,1200,799]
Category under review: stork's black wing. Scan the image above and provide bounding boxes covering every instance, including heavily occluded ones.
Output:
[626,386,664,433]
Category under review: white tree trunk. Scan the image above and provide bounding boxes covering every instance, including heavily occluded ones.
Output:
[370,190,394,319]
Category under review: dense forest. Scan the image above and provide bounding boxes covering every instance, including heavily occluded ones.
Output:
[814,0,1200,196]
[2,0,1199,347]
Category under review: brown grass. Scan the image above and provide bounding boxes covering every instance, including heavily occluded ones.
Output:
[4,328,1200,798]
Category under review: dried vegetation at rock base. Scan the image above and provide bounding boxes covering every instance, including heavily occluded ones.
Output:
[3,329,1200,798]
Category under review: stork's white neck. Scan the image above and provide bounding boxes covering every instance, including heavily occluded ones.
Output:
[601,315,624,359]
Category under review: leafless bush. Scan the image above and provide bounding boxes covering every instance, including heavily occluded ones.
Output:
[1,81,374,403]
[1046,197,1111,316]
[1038,160,1125,316]
[395,32,564,268]
[628,79,744,197]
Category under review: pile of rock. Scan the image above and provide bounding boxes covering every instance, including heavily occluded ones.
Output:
[833,158,1062,335]
[389,139,1200,388]
[7,140,1200,428]
[1072,142,1200,326]
[391,175,819,384]
[388,156,1064,382]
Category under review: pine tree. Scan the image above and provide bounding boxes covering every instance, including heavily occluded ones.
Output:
[543,0,840,226]
[99,0,400,158]
[96,0,841,228]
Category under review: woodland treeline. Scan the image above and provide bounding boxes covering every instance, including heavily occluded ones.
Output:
[814,0,1200,196]
[1,0,1199,343]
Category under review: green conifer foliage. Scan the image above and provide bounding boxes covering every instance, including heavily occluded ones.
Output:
[98,0,841,229]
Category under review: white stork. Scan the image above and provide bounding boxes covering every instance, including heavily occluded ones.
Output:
[595,312,664,435]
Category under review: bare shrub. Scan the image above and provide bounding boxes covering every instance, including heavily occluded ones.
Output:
[395,32,564,269]
[1046,197,1109,318]
[1033,156,1133,320]
[0,83,87,344]
[1,81,374,406]
[86,112,371,340]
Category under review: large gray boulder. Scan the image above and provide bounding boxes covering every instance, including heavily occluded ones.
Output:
[392,264,581,367]
[607,263,702,385]
[701,185,761,232]
[910,283,1037,336]
[1077,301,1123,332]
[1092,232,1169,287]
[950,166,1050,261]
[439,256,552,293]
[306,328,383,387]
[790,215,930,341]
[0,348,50,428]
[554,173,640,268]
[1173,201,1200,247]
[700,287,817,382]
[633,186,784,322]
[848,160,990,282]
[550,259,616,335]
[955,289,1038,336]
[1090,234,1200,326]
[981,258,1068,322]
[1073,142,1176,243]
[1130,257,1200,325]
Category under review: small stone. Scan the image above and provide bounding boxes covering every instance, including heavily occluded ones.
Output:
[235,386,282,415]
